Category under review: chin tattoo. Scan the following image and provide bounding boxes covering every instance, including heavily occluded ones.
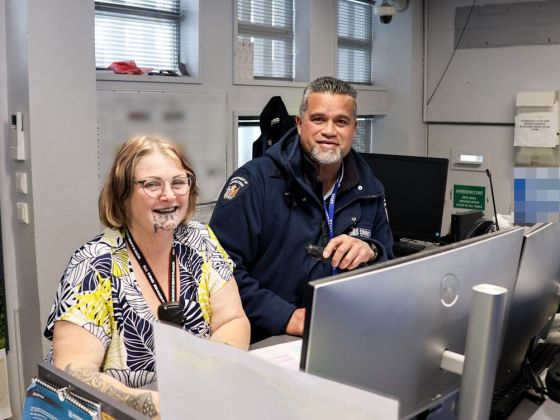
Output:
[153,213,179,232]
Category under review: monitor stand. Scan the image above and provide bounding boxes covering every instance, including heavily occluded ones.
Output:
[440,284,509,420]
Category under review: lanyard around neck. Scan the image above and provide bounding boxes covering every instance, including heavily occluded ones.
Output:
[323,173,343,276]
[125,228,177,304]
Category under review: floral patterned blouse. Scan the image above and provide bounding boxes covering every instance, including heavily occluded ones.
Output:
[44,222,234,388]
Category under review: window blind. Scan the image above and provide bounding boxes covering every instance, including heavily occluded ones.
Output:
[337,0,374,85]
[353,117,375,153]
[237,0,295,80]
[95,0,181,71]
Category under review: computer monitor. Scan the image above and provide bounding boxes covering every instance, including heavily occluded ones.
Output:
[301,227,524,419]
[494,223,560,390]
[360,153,449,243]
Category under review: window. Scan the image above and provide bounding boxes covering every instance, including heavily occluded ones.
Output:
[237,117,261,168]
[337,0,374,85]
[352,117,375,153]
[236,0,295,81]
[95,0,185,73]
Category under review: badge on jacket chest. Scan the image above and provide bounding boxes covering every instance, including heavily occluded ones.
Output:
[349,227,372,238]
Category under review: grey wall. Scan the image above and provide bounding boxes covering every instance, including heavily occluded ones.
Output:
[372,0,426,156]
[3,0,99,417]
[425,0,560,123]
[0,0,28,414]
[424,0,560,231]
[4,1,42,415]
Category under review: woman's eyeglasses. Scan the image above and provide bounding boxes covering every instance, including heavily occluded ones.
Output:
[135,175,194,198]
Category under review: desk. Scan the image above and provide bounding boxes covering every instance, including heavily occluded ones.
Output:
[251,335,560,420]
[528,398,560,419]
[249,334,300,350]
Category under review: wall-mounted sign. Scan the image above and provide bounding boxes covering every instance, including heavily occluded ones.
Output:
[453,184,485,211]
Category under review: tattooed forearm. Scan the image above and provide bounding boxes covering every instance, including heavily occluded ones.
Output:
[64,364,158,417]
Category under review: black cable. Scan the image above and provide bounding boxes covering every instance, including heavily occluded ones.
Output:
[486,169,500,231]
[526,359,548,401]
[522,339,548,401]
[426,0,478,107]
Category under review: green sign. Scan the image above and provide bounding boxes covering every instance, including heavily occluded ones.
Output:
[453,184,485,210]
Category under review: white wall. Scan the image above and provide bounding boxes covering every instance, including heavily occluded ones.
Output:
[1,0,28,416]
[372,0,426,156]
[425,0,560,123]
[3,1,99,417]
[424,0,560,230]
[4,1,42,417]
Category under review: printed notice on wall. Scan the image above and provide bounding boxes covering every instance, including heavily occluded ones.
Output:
[235,40,254,81]
[514,102,559,147]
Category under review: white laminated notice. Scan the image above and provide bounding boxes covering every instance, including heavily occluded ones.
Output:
[514,92,559,147]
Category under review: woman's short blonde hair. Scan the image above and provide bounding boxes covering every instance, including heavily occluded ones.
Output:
[99,135,199,228]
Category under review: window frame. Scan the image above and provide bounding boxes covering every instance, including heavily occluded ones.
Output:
[233,0,304,87]
[352,115,376,153]
[94,0,200,83]
[336,0,375,86]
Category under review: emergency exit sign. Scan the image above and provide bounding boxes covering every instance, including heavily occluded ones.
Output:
[453,185,485,210]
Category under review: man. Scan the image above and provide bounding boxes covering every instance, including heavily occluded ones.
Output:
[210,76,394,342]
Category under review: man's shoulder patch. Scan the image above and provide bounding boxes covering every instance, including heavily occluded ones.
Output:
[223,176,249,200]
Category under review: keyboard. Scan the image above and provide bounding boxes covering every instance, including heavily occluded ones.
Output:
[393,240,426,257]
[491,342,560,419]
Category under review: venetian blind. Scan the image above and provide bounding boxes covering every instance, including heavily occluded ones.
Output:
[337,0,375,85]
[237,0,295,80]
[95,0,181,72]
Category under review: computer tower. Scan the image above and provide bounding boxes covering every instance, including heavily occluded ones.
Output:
[450,210,484,243]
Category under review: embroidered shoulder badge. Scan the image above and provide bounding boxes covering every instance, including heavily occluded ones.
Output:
[223,176,249,200]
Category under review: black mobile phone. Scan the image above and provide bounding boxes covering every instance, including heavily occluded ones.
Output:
[305,244,330,263]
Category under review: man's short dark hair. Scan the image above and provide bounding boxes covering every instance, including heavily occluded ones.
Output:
[299,76,358,118]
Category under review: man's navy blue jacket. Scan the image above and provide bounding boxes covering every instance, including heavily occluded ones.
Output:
[210,128,394,342]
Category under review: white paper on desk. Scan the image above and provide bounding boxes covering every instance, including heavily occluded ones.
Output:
[154,323,398,420]
[250,340,302,371]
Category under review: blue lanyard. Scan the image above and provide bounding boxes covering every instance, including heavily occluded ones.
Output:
[323,175,342,275]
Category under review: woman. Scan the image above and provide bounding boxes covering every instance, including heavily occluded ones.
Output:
[44,135,250,418]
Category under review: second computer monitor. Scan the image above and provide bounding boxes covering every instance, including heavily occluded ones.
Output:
[494,223,560,389]
[360,153,449,244]
[301,227,524,419]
